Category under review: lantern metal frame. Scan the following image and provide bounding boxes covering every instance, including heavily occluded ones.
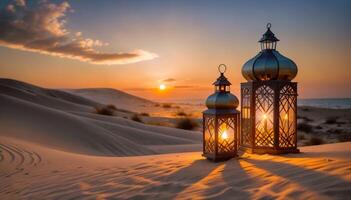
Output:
[240,80,299,154]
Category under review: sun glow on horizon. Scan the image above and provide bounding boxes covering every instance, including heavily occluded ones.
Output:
[159,84,166,91]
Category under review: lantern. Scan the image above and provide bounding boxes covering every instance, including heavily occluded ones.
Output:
[240,23,299,154]
[203,64,240,161]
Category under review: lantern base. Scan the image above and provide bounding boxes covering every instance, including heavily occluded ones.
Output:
[202,153,237,162]
[240,146,300,155]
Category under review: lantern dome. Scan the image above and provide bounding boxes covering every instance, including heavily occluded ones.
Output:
[205,64,239,110]
[242,23,298,81]
[206,92,239,109]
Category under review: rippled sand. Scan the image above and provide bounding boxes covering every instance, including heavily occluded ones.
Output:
[1,137,350,199]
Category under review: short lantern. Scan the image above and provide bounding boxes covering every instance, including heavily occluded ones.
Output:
[203,64,240,161]
[240,23,299,154]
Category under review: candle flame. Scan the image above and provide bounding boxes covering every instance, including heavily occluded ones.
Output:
[221,130,228,140]
[263,114,267,119]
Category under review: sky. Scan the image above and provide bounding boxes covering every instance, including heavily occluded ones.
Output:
[0,0,350,101]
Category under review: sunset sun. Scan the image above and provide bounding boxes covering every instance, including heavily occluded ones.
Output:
[159,84,166,91]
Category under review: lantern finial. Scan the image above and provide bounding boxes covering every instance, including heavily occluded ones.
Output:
[218,64,227,74]
[267,23,271,29]
[259,23,279,43]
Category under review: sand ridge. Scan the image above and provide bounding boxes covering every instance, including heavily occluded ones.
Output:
[0,78,100,112]
[66,88,156,113]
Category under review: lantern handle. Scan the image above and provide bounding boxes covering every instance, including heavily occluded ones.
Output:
[218,64,227,74]
[267,23,272,29]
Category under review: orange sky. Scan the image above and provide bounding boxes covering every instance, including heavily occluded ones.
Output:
[0,0,350,101]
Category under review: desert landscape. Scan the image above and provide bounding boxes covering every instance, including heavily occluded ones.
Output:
[1,79,351,199]
[1,0,351,199]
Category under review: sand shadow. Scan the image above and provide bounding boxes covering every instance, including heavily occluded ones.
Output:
[266,150,348,160]
[244,157,351,199]
[141,158,221,198]
[219,158,252,199]
[292,151,351,159]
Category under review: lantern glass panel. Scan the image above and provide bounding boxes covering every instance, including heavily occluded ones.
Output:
[261,41,277,50]
[279,85,297,148]
[241,87,251,146]
[220,86,225,92]
[204,116,216,154]
[217,117,236,153]
[255,85,274,147]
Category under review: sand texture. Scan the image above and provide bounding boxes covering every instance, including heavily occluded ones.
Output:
[1,137,350,199]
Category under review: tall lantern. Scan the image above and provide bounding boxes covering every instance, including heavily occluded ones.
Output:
[203,64,240,161]
[240,23,299,154]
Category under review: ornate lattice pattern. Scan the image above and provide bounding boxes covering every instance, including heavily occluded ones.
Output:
[255,85,274,147]
[241,87,251,146]
[204,116,215,153]
[204,115,237,154]
[217,117,236,153]
[279,85,297,148]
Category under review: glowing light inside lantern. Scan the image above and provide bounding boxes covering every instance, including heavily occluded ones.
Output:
[263,114,267,120]
[262,113,268,135]
[221,130,228,140]
[284,114,288,120]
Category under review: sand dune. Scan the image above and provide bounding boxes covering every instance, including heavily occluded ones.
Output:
[1,137,350,199]
[0,94,155,156]
[66,88,155,113]
[0,78,100,112]
[0,79,201,156]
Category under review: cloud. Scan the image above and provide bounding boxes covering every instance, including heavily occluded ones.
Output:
[0,0,158,65]
[162,78,176,83]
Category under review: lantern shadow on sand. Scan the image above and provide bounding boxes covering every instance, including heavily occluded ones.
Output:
[240,23,300,154]
[203,64,240,162]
